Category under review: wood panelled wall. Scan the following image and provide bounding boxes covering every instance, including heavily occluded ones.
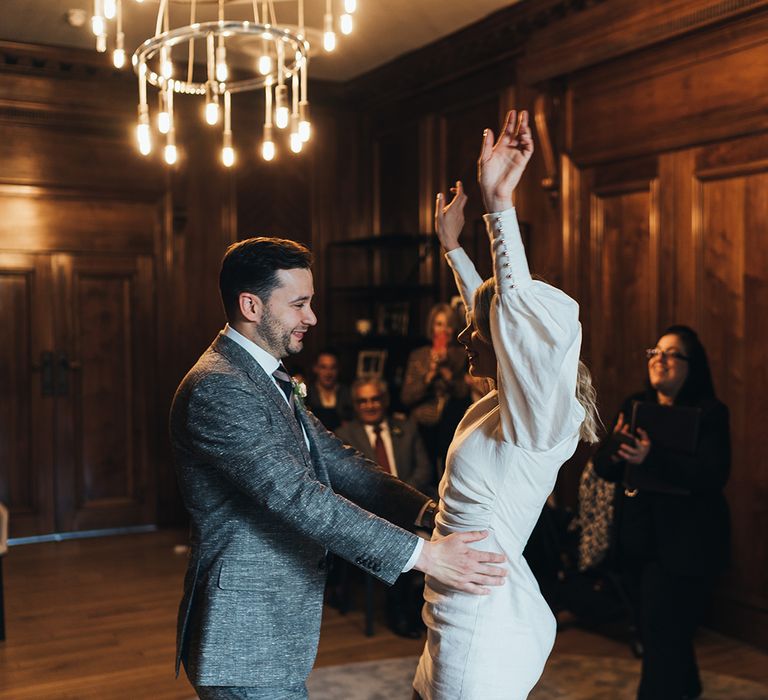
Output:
[1,0,767,649]
[338,0,768,649]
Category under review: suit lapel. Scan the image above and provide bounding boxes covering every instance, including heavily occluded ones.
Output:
[296,409,331,486]
[212,333,312,466]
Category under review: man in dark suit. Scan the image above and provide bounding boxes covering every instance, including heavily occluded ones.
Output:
[170,237,507,700]
[337,377,435,637]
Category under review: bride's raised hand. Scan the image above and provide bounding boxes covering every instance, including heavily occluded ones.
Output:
[435,180,467,252]
[477,109,534,214]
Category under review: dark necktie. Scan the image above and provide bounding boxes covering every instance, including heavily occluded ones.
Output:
[373,423,393,474]
[272,363,295,411]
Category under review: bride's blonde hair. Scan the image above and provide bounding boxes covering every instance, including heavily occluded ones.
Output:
[472,278,600,444]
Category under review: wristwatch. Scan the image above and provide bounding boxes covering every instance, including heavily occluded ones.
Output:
[419,500,439,530]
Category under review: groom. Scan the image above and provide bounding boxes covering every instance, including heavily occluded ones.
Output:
[170,236,507,699]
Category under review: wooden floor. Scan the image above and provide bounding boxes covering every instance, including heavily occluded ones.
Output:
[0,530,766,699]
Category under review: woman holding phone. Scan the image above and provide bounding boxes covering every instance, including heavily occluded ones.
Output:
[593,326,731,700]
[401,302,469,477]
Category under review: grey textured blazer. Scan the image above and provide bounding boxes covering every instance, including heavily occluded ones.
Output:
[335,417,435,498]
[170,333,427,693]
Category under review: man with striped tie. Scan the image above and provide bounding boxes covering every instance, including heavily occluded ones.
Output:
[169,236,507,700]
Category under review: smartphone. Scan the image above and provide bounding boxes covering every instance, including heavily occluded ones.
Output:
[432,330,449,355]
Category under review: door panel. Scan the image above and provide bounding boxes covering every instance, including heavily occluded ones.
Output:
[53,253,155,532]
[0,253,55,536]
[695,167,768,615]
[585,175,659,420]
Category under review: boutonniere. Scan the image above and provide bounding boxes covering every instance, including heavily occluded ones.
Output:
[292,379,307,409]
[391,424,403,437]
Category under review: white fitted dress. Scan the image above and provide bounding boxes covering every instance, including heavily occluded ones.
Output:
[412,208,585,700]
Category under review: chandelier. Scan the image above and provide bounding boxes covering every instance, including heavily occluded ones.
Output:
[89,0,358,166]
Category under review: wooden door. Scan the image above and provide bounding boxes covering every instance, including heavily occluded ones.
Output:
[0,253,56,535]
[0,252,156,537]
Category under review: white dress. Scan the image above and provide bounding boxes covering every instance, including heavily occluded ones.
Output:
[413,208,585,700]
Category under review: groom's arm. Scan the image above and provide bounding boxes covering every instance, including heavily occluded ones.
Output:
[174,372,506,593]
[305,410,428,530]
[174,372,416,584]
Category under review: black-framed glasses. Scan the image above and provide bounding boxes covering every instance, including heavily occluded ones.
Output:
[645,348,689,362]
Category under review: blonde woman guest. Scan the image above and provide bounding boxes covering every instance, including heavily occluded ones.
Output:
[412,110,600,700]
[401,303,469,476]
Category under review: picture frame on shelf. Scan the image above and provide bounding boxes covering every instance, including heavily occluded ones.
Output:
[356,349,388,379]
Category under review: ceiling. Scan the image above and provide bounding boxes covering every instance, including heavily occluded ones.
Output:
[0,0,519,81]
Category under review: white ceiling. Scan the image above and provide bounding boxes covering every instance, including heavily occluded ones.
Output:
[0,0,519,81]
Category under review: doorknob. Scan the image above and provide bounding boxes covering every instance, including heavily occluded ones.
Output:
[31,351,55,397]
[55,352,81,396]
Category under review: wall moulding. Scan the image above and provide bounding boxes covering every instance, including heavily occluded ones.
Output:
[519,0,768,84]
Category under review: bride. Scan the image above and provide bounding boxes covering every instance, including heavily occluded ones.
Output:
[412,110,600,699]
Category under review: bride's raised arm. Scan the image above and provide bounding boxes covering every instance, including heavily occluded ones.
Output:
[438,110,585,451]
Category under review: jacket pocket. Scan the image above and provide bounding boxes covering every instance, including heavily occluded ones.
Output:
[216,557,270,591]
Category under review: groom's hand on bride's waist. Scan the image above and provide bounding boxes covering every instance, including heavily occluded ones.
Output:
[414,530,507,594]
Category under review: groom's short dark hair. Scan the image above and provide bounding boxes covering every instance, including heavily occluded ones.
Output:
[220,236,313,321]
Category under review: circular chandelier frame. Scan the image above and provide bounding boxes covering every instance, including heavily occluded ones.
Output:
[132,20,308,96]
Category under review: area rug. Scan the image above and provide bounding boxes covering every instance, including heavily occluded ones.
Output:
[307,654,768,699]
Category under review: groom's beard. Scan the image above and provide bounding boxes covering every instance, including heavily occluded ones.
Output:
[258,308,303,357]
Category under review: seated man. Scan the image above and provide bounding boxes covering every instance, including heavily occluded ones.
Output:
[336,378,436,637]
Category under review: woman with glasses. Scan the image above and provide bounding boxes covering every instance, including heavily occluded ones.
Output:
[593,326,731,700]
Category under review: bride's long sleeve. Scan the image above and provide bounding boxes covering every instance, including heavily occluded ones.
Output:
[445,207,584,451]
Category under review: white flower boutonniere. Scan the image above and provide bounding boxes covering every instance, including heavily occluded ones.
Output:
[292,379,307,409]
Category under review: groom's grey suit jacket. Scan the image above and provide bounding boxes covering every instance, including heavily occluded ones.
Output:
[170,333,427,693]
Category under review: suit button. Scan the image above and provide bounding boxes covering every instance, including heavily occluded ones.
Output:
[318,557,326,572]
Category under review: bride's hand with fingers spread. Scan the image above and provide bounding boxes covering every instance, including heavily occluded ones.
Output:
[477,109,534,214]
[435,180,467,252]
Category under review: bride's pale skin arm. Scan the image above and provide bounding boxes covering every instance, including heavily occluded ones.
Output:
[478,108,534,213]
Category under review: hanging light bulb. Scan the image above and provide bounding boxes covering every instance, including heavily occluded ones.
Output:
[205,81,220,125]
[298,54,310,142]
[92,0,107,53]
[262,79,276,161]
[216,43,228,83]
[258,53,272,76]
[290,130,302,154]
[323,13,336,52]
[136,105,152,156]
[113,32,125,68]
[136,61,151,156]
[91,4,105,38]
[222,91,235,167]
[157,89,170,134]
[164,108,178,165]
[262,126,276,161]
[112,1,125,68]
[103,0,116,20]
[344,0,357,13]
[340,14,353,35]
[113,46,125,68]
[222,139,235,167]
[164,141,178,165]
[299,102,311,142]
[274,83,289,129]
